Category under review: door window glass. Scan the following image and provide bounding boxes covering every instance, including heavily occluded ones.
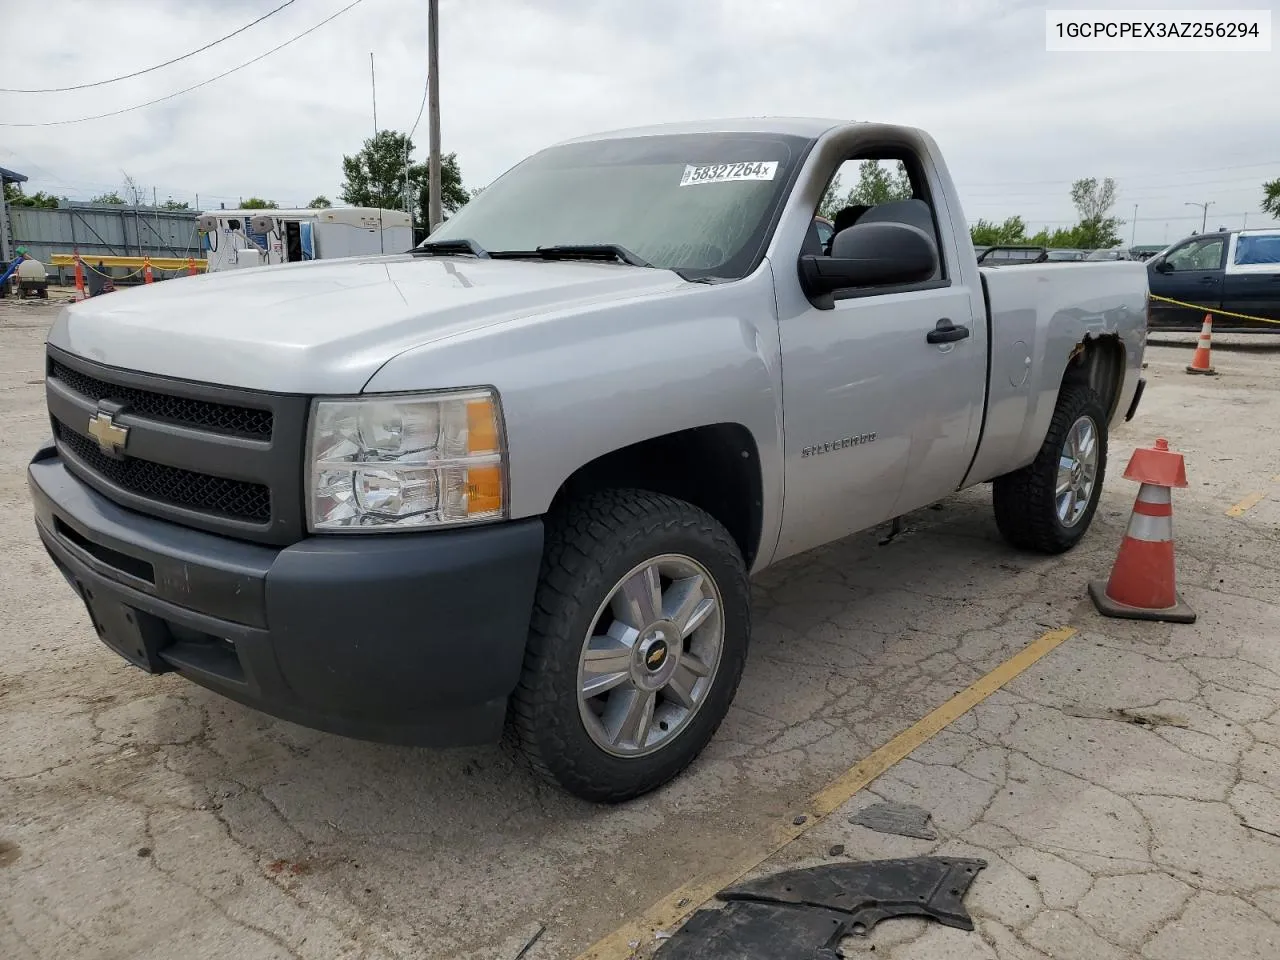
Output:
[1165,238,1224,271]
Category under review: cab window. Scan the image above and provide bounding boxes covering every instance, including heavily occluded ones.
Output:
[812,153,946,284]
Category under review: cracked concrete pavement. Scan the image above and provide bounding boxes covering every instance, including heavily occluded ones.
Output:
[2,298,1277,960]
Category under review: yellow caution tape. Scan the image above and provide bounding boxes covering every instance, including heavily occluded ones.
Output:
[81,262,146,280]
[50,253,206,271]
[1149,294,1280,326]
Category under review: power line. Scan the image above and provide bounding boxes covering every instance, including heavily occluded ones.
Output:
[960,171,1279,199]
[958,159,1280,189]
[0,0,367,127]
[0,1,298,93]
[965,212,1261,225]
[408,71,429,142]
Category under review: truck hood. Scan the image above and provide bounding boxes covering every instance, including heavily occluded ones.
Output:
[48,255,687,393]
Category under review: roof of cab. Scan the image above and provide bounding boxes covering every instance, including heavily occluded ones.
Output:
[555,117,850,146]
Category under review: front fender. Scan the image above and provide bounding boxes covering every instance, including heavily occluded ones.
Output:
[363,266,786,570]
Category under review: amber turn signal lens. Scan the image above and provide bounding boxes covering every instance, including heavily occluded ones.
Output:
[467,398,500,455]
[466,464,503,515]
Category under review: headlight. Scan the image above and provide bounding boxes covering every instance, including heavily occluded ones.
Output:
[307,389,507,531]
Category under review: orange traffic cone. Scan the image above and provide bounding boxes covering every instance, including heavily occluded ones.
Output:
[1088,438,1195,623]
[143,257,154,284]
[1185,314,1216,375]
[73,255,86,300]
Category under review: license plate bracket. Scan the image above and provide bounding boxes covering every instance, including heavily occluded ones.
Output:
[79,585,171,673]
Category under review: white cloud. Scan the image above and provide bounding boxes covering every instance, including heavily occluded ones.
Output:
[2,0,1277,242]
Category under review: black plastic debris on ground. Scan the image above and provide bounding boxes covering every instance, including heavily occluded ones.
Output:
[654,856,987,959]
[849,801,938,841]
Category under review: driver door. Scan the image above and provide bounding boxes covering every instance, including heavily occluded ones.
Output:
[1150,236,1225,329]
[774,153,986,561]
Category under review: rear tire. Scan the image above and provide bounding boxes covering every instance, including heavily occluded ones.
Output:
[511,489,750,803]
[993,383,1108,554]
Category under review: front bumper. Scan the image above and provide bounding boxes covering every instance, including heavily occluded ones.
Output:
[29,445,544,746]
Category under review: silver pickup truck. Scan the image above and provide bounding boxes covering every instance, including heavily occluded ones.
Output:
[29,119,1148,802]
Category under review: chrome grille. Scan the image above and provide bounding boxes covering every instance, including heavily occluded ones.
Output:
[46,347,309,545]
[49,360,273,439]
[55,423,271,523]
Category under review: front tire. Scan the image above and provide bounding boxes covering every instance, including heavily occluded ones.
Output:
[993,383,1109,554]
[511,489,750,803]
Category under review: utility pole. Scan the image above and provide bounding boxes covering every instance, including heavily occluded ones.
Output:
[370,52,378,142]
[427,0,442,232]
[153,186,161,256]
[371,52,384,253]
[404,141,412,221]
[1130,204,1138,246]
[1184,200,1213,233]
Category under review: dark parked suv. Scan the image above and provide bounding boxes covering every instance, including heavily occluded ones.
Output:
[1147,229,1280,332]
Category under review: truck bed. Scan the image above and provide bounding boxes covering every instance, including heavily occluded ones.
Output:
[965,260,1148,487]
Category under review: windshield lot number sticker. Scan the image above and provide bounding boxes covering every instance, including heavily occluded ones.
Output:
[680,161,779,186]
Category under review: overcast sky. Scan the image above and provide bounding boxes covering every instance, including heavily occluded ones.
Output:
[2,0,1277,244]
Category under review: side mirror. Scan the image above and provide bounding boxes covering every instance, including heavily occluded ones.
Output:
[798,221,938,306]
[1153,259,1173,273]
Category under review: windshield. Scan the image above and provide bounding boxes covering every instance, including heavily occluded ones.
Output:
[425,132,808,280]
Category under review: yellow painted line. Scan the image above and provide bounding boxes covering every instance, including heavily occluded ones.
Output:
[1226,491,1267,517]
[574,626,1078,960]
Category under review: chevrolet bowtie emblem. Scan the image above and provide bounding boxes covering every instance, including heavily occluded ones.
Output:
[87,411,129,456]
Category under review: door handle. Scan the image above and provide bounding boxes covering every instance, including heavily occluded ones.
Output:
[927,318,971,344]
[1198,276,1219,284]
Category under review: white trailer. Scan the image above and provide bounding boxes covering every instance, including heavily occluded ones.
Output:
[197,207,412,272]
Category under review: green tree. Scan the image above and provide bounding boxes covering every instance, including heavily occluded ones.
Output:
[340,130,468,227]
[817,172,844,220]
[817,161,911,220]
[160,199,190,210]
[91,191,125,204]
[970,216,1027,246]
[1069,177,1123,249]
[1026,225,1091,248]
[1263,178,1280,218]
[240,197,279,209]
[307,195,332,208]
[3,183,59,208]
[847,160,912,206]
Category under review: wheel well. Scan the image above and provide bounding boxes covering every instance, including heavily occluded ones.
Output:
[1063,335,1125,421]
[551,424,764,566]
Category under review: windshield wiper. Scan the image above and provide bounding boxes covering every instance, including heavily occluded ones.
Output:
[531,244,654,268]
[412,238,490,258]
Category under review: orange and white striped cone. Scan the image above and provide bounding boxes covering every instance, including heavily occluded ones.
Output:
[1088,438,1195,623]
[1185,313,1216,375]
[143,257,154,284]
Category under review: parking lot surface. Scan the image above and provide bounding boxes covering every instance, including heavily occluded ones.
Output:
[2,297,1278,960]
